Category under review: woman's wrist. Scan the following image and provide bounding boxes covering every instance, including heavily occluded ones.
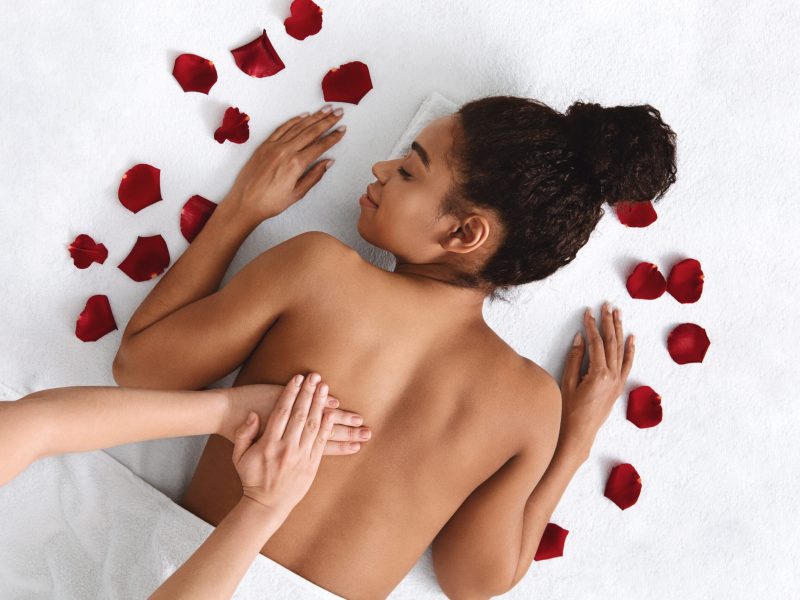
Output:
[217,191,269,232]
[554,434,592,466]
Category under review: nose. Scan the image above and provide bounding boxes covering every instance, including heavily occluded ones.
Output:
[371,157,399,183]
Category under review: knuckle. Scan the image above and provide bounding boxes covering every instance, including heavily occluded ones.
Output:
[293,412,307,424]
[306,418,319,433]
[278,406,291,418]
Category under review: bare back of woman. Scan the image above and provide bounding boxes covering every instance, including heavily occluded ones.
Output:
[180,245,558,599]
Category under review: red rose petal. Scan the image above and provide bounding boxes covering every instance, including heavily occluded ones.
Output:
[284,0,323,40]
[534,523,569,561]
[214,107,250,144]
[231,29,286,78]
[667,323,711,364]
[322,61,373,105]
[118,164,162,213]
[117,235,171,282]
[667,258,704,304]
[68,234,108,269]
[626,262,666,299]
[604,463,642,510]
[626,385,663,429]
[181,195,218,242]
[75,295,118,342]
[614,200,658,227]
[172,53,218,94]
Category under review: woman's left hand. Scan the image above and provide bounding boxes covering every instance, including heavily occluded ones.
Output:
[225,105,346,225]
[558,302,635,460]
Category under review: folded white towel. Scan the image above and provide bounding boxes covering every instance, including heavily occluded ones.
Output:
[0,450,347,599]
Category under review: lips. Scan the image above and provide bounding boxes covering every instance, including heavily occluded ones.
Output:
[364,186,378,207]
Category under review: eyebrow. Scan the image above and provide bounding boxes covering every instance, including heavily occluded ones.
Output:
[410,141,431,171]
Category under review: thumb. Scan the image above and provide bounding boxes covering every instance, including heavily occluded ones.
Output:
[560,332,584,395]
[231,412,259,465]
[293,160,331,199]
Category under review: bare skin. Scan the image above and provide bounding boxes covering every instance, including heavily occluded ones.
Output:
[113,104,635,599]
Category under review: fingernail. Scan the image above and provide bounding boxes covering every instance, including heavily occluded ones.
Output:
[335,124,347,133]
[310,373,321,384]
[333,107,343,116]
[295,374,304,386]
[299,111,310,117]
[350,443,361,450]
[352,416,363,425]
[325,159,335,169]
[572,332,582,346]
[327,398,338,406]
[321,104,332,113]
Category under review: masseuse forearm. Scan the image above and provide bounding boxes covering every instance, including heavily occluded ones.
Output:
[510,443,587,588]
[149,497,287,600]
[119,196,256,342]
[16,386,226,460]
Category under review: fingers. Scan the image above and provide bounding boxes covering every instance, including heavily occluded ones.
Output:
[584,307,607,372]
[298,379,329,452]
[601,302,618,372]
[264,374,306,440]
[310,406,337,464]
[613,307,624,371]
[323,439,363,455]
[231,412,260,465]
[283,106,341,143]
[560,331,584,396]
[328,421,371,443]
[620,334,636,383]
[267,113,309,142]
[283,372,322,445]
[289,111,345,151]
[292,159,332,200]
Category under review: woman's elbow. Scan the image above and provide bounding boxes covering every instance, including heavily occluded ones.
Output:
[112,342,148,388]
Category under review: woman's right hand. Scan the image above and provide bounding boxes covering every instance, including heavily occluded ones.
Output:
[230,372,360,517]
[559,302,635,461]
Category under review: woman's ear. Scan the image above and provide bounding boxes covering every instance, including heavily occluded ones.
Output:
[443,214,492,254]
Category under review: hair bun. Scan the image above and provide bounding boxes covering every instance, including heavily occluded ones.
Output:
[563,101,677,206]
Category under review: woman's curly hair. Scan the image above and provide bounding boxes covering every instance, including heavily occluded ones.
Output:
[436,96,678,303]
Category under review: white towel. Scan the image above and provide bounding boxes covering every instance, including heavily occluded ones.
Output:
[0,450,345,599]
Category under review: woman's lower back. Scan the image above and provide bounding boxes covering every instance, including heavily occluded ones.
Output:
[179,257,530,599]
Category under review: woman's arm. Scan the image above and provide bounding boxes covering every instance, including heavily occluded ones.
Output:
[431,303,635,598]
[0,377,371,488]
[150,373,339,599]
[509,303,635,589]
[113,105,346,390]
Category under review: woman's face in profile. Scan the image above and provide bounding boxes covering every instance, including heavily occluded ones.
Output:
[357,115,461,263]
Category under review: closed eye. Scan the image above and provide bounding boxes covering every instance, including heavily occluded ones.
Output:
[397,166,412,180]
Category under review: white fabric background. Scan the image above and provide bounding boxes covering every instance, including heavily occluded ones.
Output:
[1,1,798,598]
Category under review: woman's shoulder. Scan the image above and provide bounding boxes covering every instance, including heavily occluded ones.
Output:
[287,230,357,259]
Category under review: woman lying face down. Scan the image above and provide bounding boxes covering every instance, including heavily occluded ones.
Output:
[112,96,676,599]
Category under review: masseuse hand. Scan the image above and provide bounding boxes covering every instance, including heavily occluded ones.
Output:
[559,302,635,461]
[230,372,363,516]
[221,380,371,456]
[225,105,346,225]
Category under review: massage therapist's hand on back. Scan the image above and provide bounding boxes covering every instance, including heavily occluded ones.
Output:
[231,373,344,517]
[225,104,346,226]
[150,372,362,600]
